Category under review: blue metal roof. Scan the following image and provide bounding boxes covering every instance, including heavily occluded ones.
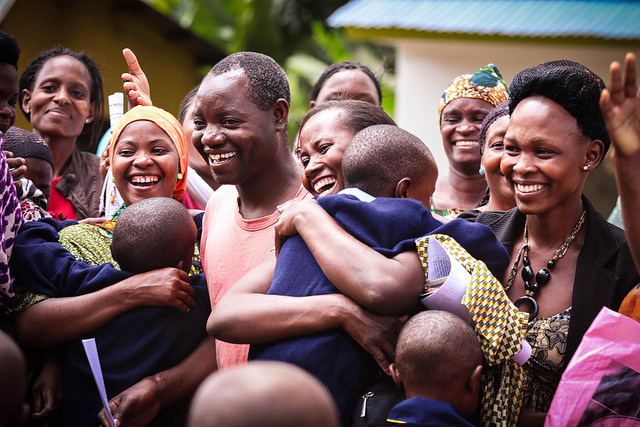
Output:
[328,0,640,40]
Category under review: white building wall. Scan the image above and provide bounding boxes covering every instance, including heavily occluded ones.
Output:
[389,38,633,174]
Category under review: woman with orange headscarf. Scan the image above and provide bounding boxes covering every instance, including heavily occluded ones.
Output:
[12,106,213,426]
[56,105,193,268]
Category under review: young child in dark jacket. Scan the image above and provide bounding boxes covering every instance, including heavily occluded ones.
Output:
[387,310,483,426]
[211,125,508,424]
[13,198,210,427]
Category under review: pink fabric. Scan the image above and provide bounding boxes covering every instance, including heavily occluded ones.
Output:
[181,191,204,210]
[545,307,640,426]
[201,184,309,369]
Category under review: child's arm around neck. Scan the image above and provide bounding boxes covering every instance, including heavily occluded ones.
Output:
[275,198,425,315]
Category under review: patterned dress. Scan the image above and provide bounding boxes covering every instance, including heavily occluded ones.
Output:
[523,308,571,412]
[58,220,203,275]
[0,141,23,315]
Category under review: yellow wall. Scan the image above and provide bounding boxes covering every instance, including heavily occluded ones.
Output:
[1,0,208,131]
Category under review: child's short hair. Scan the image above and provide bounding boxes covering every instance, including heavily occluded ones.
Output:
[188,361,339,427]
[342,124,436,197]
[3,127,53,166]
[111,197,196,274]
[395,310,482,390]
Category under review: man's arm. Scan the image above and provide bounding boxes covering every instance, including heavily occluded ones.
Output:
[209,258,349,343]
[209,258,401,373]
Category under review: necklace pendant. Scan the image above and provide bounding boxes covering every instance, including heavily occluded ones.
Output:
[535,268,551,286]
[521,265,534,282]
[515,295,539,320]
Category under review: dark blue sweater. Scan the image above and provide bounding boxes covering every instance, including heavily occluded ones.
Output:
[251,193,508,425]
[11,219,210,427]
[387,397,474,426]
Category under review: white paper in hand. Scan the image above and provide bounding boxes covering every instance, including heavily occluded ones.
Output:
[82,338,116,427]
[108,92,124,129]
[420,237,532,365]
[421,236,473,322]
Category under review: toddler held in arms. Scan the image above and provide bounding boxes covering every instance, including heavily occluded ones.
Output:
[13,198,210,426]
[211,125,507,424]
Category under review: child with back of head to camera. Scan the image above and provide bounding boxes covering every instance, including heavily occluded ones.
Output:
[210,124,507,424]
[89,197,210,426]
[14,197,210,426]
[188,361,339,427]
[3,127,53,220]
[110,197,197,274]
[388,310,483,426]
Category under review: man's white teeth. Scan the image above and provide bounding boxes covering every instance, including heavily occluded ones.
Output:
[455,141,479,147]
[313,177,336,194]
[209,152,237,163]
[131,176,159,184]
[516,183,545,193]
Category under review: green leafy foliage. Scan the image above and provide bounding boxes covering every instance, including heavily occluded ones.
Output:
[143,0,395,144]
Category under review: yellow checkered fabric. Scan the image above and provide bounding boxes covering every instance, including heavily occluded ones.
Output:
[416,234,528,426]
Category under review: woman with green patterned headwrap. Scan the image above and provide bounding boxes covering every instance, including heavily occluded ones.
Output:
[431,64,509,217]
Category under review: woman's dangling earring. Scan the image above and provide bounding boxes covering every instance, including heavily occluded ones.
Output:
[478,165,486,176]
[177,172,183,180]
[110,176,117,204]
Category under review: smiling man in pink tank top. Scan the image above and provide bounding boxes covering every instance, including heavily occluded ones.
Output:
[193,52,308,368]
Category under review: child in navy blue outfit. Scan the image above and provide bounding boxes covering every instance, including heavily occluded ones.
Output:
[12,198,210,427]
[387,310,482,426]
[211,125,508,424]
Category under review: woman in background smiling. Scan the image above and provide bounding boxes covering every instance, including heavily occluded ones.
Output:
[431,64,509,216]
[19,47,104,220]
[466,60,638,425]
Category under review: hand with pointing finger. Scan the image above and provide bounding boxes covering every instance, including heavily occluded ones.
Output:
[121,48,152,109]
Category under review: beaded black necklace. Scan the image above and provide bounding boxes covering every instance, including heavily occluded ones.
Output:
[505,209,586,319]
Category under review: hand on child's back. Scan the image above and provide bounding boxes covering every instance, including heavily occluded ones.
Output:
[122,267,195,313]
[340,298,403,374]
[274,199,321,254]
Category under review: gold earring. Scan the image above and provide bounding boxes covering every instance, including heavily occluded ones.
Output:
[110,178,117,204]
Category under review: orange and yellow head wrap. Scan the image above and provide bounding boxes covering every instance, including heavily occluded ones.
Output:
[108,105,189,201]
